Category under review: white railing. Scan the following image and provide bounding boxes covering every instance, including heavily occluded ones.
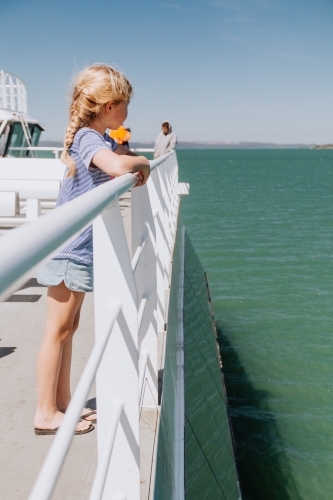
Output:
[0,151,185,499]
[7,147,64,159]
[131,148,154,153]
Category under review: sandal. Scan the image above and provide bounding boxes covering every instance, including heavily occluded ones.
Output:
[81,408,97,424]
[34,422,94,435]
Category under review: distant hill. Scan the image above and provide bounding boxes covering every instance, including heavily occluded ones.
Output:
[312,144,333,150]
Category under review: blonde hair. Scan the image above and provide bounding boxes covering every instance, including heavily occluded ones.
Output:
[61,64,133,177]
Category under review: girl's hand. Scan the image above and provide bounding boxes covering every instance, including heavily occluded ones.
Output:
[134,171,144,187]
[133,164,150,188]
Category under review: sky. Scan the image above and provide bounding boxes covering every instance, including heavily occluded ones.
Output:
[0,0,332,144]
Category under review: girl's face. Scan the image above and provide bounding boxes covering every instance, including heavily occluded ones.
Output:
[107,100,129,129]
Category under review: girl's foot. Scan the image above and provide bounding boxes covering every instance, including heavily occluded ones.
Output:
[56,404,97,423]
[81,407,97,424]
[34,410,93,434]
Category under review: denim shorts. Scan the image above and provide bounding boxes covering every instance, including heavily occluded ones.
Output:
[37,258,94,292]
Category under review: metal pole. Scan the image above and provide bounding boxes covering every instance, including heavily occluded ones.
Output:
[89,399,124,500]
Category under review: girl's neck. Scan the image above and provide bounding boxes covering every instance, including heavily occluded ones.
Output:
[88,121,106,136]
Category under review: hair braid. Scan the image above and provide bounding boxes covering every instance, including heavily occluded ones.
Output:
[60,100,82,176]
[61,64,133,177]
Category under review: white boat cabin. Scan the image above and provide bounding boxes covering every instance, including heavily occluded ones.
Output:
[0,70,44,157]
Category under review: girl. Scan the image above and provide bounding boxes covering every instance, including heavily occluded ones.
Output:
[34,64,150,435]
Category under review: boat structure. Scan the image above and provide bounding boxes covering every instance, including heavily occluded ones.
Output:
[0,70,45,158]
[0,72,242,499]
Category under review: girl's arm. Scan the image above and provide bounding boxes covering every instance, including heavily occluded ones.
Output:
[113,144,138,156]
[92,148,150,185]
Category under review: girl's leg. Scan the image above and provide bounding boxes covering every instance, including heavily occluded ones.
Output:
[56,304,97,422]
[34,282,90,431]
[56,300,83,411]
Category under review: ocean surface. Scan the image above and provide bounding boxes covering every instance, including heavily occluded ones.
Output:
[178,149,333,500]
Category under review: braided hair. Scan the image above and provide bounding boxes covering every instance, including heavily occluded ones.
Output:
[61,64,133,177]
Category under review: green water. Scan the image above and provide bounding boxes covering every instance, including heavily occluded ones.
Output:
[178,149,333,500]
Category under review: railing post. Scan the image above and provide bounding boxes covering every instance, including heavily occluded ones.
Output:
[156,154,179,314]
[93,198,140,499]
[130,153,180,408]
[131,182,158,407]
[146,167,167,333]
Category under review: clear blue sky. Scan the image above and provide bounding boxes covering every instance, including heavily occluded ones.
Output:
[1,0,332,144]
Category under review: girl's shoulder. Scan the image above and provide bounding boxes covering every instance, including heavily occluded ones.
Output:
[73,127,116,148]
[70,128,110,155]
[74,127,104,143]
[69,127,118,165]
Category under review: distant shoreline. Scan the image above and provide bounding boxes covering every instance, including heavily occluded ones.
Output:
[39,140,332,150]
[312,144,333,150]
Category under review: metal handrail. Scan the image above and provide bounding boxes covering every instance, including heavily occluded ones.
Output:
[0,152,173,302]
[28,302,122,500]
[0,172,134,301]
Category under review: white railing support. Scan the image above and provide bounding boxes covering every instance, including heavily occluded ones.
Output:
[131,233,148,272]
[155,154,179,308]
[146,166,168,332]
[89,399,124,500]
[131,182,158,407]
[139,350,150,403]
[131,152,180,408]
[138,297,148,331]
[111,492,127,500]
[93,199,140,499]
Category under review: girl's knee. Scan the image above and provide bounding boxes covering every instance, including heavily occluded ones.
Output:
[46,323,74,344]
[63,313,81,338]
[71,309,82,336]
[71,320,80,336]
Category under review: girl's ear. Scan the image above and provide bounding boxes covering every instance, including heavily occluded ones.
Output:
[105,102,112,113]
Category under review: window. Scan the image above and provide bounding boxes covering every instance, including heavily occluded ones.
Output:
[7,122,25,156]
[4,121,44,157]
[30,125,42,147]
